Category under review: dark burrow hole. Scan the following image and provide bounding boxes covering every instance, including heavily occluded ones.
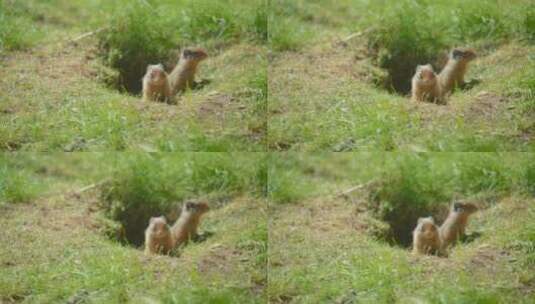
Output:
[98,53,177,95]
[363,184,450,248]
[98,197,218,248]
[366,43,449,95]
[97,49,210,96]
[373,54,444,95]
[110,203,180,247]
[379,203,449,247]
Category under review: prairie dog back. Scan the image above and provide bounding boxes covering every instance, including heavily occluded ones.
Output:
[440,202,478,249]
[438,48,476,94]
[169,48,208,95]
[170,201,210,247]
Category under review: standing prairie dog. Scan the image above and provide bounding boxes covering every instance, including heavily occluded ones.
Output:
[144,216,173,255]
[171,201,210,248]
[412,217,442,255]
[438,48,477,95]
[440,202,478,249]
[411,64,442,103]
[142,64,171,103]
[168,48,208,95]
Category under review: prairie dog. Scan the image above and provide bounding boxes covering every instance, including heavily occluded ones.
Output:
[411,64,442,103]
[142,64,171,102]
[168,48,208,95]
[440,202,478,249]
[171,201,210,248]
[438,48,477,94]
[412,217,442,255]
[144,216,173,255]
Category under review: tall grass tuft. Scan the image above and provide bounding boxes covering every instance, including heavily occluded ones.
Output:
[361,0,534,93]
[366,3,448,93]
[99,153,265,245]
[97,2,176,93]
[96,0,266,93]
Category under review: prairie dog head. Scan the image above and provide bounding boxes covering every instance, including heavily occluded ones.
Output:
[147,216,170,237]
[180,48,208,62]
[182,200,210,215]
[450,48,477,62]
[415,64,437,84]
[452,202,478,214]
[416,217,439,238]
[144,64,167,85]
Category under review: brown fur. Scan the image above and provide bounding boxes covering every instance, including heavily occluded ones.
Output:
[439,202,478,250]
[168,48,208,95]
[412,217,442,255]
[144,216,173,255]
[438,48,477,95]
[142,64,171,103]
[170,201,209,248]
[411,64,442,103]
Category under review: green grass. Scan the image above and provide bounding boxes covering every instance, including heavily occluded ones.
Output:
[268,153,534,204]
[0,153,267,303]
[268,153,535,303]
[99,153,266,245]
[269,0,535,151]
[0,164,39,205]
[0,0,267,152]
[0,2,41,53]
[97,0,267,93]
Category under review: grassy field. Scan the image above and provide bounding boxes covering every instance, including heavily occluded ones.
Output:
[0,0,267,151]
[2,1,535,303]
[268,153,535,303]
[0,153,267,303]
[268,0,535,151]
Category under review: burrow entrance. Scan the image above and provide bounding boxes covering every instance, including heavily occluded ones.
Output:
[365,23,449,95]
[361,180,450,247]
[96,51,178,95]
[368,49,445,95]
[97,191,183,247]
[97,192,215,248]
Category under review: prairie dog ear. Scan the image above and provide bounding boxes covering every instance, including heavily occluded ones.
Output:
[156,63,164,69]
[417,217,425,225]
[427,216,435,224]
[452,49,464,59]
[149,217,156,224]
[182,49,193,57]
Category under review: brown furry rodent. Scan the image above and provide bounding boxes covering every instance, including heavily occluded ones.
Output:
[171,201,210,248]
[144,216,173,255]
[439,202,478,249]
[412,217,442,255]
[438,48,477,95]
[142,64,171,103]
[411,64,442,103]
[168,48,208,95]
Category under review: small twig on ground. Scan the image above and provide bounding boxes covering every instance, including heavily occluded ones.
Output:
[334,179,378,198]
[341,31,363,43]
[338,28,374,44]
[71,178,111,197]
[70,27,107,44]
